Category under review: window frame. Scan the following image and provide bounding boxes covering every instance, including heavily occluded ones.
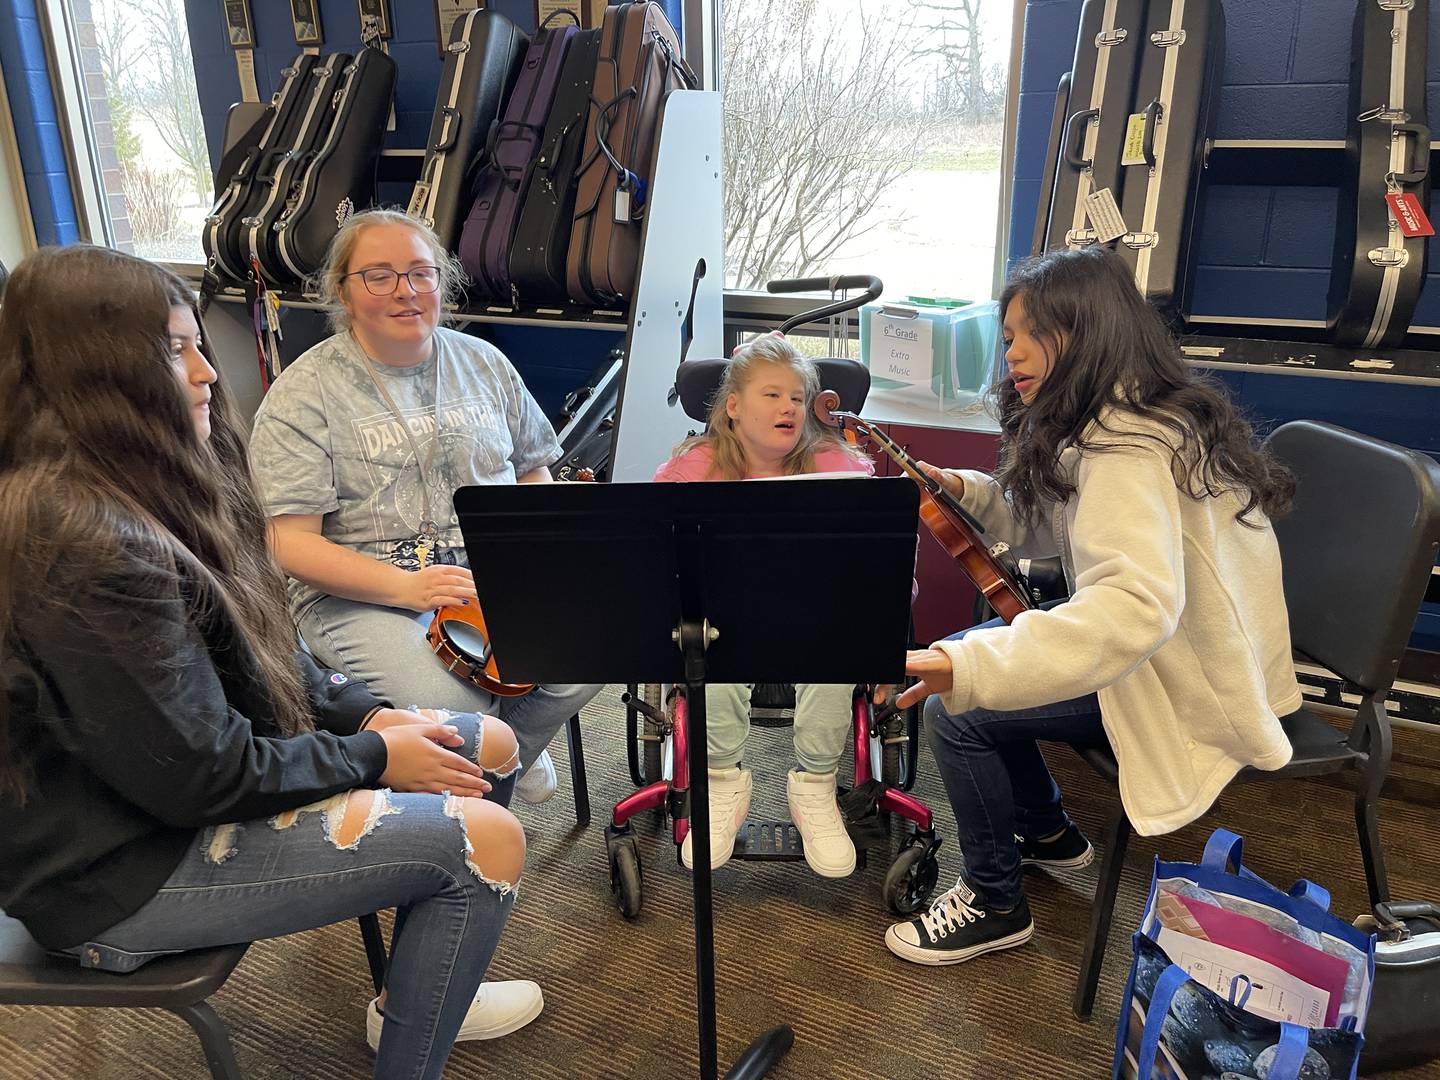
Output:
[38,0,111,247]
[0,61,40,263]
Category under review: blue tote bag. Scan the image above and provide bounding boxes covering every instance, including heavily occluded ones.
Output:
[1114,828,1376,1080]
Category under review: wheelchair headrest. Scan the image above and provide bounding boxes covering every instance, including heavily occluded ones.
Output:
[672,355,871,423]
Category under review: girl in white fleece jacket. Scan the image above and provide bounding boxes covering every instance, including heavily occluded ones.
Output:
[882,247,1302,968]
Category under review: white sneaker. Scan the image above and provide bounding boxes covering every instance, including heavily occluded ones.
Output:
[680,766,752,871]
[514,749,557,805]
[366,979,544,1051]
[786,769,856,878]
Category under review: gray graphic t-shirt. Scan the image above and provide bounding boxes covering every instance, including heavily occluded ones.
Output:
[250,327,562,618]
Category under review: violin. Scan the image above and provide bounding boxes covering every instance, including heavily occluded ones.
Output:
[428,602,537,697]
[814,390,1034,624]
[424,465,596,696]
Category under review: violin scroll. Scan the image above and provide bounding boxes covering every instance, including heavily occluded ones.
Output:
[814,389,843,428]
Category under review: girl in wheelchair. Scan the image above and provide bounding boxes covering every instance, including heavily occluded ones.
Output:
[655,333,875,877]
[882,246,1302,967]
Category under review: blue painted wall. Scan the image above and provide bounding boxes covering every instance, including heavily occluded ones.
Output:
[0,0,81,245]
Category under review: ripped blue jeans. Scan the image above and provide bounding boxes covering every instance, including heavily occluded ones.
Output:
[71,713,519,1080]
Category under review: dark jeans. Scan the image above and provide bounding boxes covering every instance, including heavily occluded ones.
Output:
[925,614,1107,909]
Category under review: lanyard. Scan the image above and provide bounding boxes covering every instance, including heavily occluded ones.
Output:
[353,333,443,566]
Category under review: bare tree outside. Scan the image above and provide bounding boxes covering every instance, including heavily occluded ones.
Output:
[911,0,1006,122]
[722,0,1011,300]
[96,0,213,201]
[722,0,927,288]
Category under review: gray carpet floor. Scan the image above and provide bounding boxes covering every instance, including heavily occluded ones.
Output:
[2,686,1438,1079]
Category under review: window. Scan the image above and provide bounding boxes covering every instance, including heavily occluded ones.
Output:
[720,0,1014,305]
[59,0,213,263]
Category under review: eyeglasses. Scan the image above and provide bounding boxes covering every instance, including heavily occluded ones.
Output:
[342,265,442,296]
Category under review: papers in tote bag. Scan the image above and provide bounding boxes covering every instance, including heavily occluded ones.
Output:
[1154,890,1351,1028]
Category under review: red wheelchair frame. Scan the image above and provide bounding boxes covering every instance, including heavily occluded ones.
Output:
[604,682,943,919]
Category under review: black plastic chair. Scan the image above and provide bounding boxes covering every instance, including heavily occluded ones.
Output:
[0,909,388,1079]
[1070,420,1440,1021]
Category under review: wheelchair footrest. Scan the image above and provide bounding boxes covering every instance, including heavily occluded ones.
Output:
[731,819,805,861]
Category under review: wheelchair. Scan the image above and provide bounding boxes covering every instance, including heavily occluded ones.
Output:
[607,680,940,918]
[602,277,943,919]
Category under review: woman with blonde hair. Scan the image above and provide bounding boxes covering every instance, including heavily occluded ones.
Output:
[250,210,600,818]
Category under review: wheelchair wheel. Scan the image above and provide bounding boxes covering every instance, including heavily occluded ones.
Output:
[883,841,939,916]
[606,826,644,920]
[640,683,664,786]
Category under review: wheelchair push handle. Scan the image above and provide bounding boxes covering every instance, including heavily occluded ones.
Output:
[766,274,883,297]
[766,275,885,336]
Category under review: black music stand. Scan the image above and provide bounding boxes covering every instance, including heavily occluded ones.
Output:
[454,477,919,1080]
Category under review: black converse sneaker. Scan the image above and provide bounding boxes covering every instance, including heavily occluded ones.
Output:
[1016,823,1093,870]
[884,877,1034,966]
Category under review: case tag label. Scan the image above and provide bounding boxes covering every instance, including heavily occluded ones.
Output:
[1122,113,1149,166]
[1085,187,1128,243]
[1386,192,1435,238]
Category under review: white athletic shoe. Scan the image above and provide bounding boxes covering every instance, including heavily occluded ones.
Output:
[680,766,752,871]
[366,979,544,1051]
[786,769,856,878]
[514,749,557,805]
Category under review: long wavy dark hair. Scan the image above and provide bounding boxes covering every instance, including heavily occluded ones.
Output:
[0,246,311,803]
[990,247,1293,528]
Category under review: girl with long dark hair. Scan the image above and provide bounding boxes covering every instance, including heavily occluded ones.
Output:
[881,246,1302,966]
[0,245,538,1077]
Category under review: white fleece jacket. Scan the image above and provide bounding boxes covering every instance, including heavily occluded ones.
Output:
[934,414,1301,837]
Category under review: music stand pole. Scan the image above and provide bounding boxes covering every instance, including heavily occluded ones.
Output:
[681,611,794,1079]
[679,617,723,1077]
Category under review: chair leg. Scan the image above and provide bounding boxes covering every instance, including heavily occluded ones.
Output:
[567,713,591,828]
[169,1001,242,1080]
[1074,806,1131,1022]
[1355,792,1391,909]
[358,912,388,996]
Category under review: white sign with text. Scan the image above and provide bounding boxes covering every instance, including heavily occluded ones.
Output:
[868,310,934,389]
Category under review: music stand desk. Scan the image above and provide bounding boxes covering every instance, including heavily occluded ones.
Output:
[455,477,919,1080]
